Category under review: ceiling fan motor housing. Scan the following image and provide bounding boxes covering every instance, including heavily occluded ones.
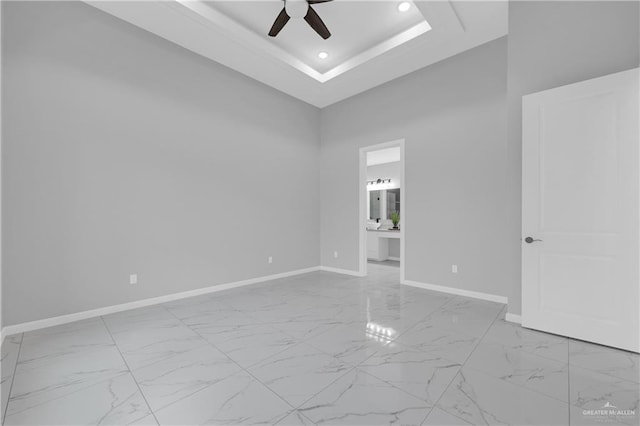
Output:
[269,0,332,39]
[284,0,308,19]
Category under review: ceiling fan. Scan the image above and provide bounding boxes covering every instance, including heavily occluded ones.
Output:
[268,0,333,40]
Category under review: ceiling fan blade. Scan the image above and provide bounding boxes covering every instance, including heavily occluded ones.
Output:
[304,6,331,39]
[268,7,290,37]
[307,0,333,4]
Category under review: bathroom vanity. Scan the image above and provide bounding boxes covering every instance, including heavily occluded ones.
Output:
[367,229,400,261]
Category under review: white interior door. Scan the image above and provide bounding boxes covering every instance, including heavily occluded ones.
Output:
[522,68,639,353]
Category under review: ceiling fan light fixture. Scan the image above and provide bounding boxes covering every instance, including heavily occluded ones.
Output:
[397,1,411,12]
[318,51,329,59]
[285,0,309,19]
[269,0,333,39]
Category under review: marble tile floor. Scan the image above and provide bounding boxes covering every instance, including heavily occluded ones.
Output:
[0,264,638,425]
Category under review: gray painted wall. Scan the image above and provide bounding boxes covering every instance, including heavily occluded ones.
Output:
[366,162,401,186]
[505,1,640,315]
[3,1,638,327]
[321,37,509,299]
[2,2,320,326]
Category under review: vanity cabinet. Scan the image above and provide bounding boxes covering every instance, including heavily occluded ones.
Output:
[367,230,400,261]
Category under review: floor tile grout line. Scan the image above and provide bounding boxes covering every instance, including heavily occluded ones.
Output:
[565,342,640,384]
[460,312,577,408]
[262,318,341,345]
[4,373,134,422]
[421,298,507,426]
[481,336,570,366]
[484,314,573,363]
[421,302,505,424]
[459,363,571,406]
[187,291,345,345]
[355,366,441,406]
[277,307,449,408]
[272,409,315,425]
[100,316,161,426]
[460,340,573,405]
[2,333,24,426]
[167,291,370,368]
[369,292,473,425]
[421,407,472,426]
[161,304,301,418]
[425,308,589,423]
[163,297,375,418]
[399,292,471,425]
[390,295,457,343]
[2,348,135,421]
[178,318,310,372]
[135,305,258,413]
[288,345,388,412]
[290,363,359,411]
[567,365,640,385]
[103,307,217,374]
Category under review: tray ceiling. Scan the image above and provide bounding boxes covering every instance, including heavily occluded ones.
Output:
[87,1,508,107]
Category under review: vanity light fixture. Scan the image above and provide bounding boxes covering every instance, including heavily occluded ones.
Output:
[397,1,411,12]
[318,51,329,59]
[367,178,392,186]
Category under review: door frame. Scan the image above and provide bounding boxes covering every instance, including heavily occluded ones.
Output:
[359,139,406,281]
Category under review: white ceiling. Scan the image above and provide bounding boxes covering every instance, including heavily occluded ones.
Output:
[87,1,508,108]
[209,1,429,75]
[367,147,401,166]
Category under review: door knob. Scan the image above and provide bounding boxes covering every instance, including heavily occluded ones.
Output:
[524,237,542,244]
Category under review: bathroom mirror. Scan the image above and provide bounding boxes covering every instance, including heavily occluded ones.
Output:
[368,189,400,221]
[386,188,400,219]
[369,190,381,220]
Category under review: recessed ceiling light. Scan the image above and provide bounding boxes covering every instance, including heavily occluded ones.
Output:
[397,2,411,12]
[318,51,329,59]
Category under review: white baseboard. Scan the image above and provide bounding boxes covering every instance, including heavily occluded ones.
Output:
[505,313,522,324]
[401,279,508,304]
[318,266,366,277]
[1,266,321,337]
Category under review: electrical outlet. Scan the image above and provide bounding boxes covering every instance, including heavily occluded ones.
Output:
[451,265,458,274]
[129,274,138,285]
[334,251,338,259]
[268,256,273,264]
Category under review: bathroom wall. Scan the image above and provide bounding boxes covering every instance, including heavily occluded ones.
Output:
[367,160,401,229]
[366,161,401,188]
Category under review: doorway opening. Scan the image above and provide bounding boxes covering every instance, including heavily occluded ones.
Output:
[359,140,405,281]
